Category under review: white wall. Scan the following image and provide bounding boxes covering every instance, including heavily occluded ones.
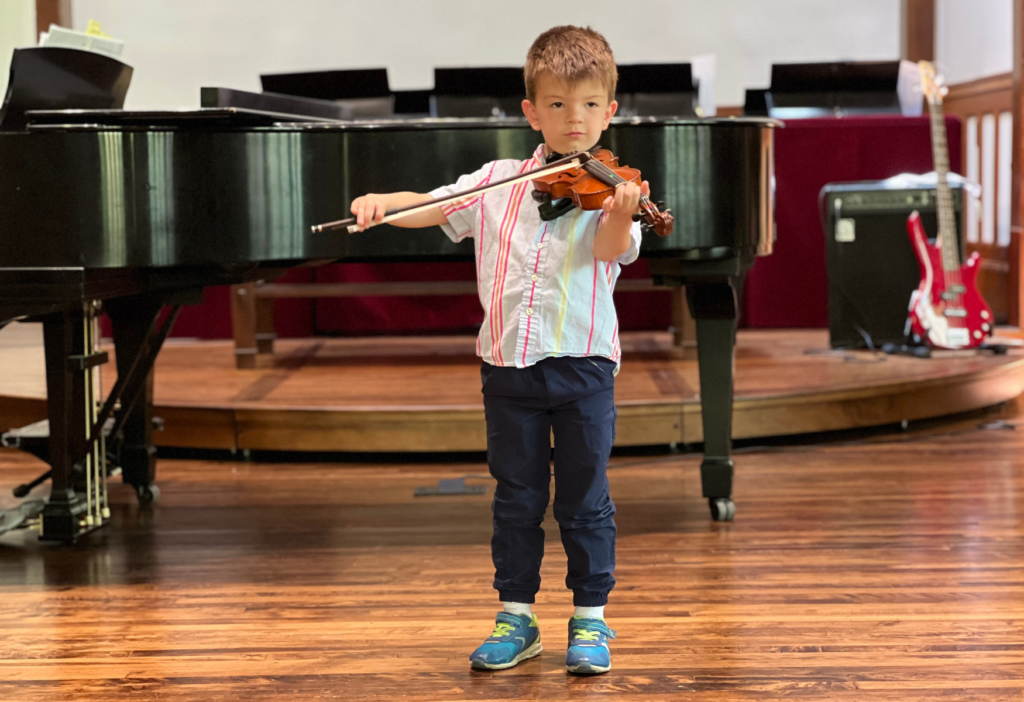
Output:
[936,0,1013,83]
[0,0,37,97]
[70,0,900,110]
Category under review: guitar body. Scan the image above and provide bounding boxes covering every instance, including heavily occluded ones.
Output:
[906,211,993,349]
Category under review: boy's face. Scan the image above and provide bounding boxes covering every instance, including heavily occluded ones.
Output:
[522,73,617,155]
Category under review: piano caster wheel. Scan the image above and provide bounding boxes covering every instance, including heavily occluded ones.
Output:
[709,497,735,522]
[136,484,160,506]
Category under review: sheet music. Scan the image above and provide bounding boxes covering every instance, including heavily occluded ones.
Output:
[690,54,716,118]
[897,59,923,117]
[39,22,124,61]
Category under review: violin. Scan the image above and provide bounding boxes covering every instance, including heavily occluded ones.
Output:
[311,148,674,237]
[532,149,674,237]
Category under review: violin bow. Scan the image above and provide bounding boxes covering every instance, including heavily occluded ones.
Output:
[312,152,592,234]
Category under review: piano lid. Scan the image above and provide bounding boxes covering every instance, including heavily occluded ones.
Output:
[23,108,780,132]
[25,107,336,129]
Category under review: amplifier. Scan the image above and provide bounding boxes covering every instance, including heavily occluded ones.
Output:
[822,178,965,349]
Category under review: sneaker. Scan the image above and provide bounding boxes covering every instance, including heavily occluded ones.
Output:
[565,616,615,674]
[469,612,542,670]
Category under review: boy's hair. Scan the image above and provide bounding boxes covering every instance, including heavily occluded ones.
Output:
[524,26,617,103]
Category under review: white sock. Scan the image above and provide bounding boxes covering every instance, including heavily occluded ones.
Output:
[574,605,605,620]
[502,601,532,617]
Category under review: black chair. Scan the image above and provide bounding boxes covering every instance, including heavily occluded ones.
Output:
[765,61,917,119]
[260,68,393,118]
[743,88,769,117]
[200,86,353,120]
[431,67,524,118]
[617,63,699,118]
[0,46,132,131]
[392,89,432,117]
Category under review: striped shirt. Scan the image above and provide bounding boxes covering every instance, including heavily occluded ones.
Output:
[430,144,643,370]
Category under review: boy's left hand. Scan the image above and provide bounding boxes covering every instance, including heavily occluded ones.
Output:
[602,180,650,221]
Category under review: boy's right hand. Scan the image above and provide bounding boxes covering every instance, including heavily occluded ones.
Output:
[350,194,389,230]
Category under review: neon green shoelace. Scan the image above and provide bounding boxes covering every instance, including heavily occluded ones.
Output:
[490,622,516,638]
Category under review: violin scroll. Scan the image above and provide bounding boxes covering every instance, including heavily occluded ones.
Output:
[638,202,674,238]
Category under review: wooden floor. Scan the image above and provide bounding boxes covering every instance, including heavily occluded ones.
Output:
[1,405,1023,700]
[3,324,1024,452]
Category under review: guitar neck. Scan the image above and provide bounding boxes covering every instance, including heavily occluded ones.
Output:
[926,96,961,272]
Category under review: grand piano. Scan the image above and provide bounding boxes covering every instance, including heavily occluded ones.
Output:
[0,52,777,541]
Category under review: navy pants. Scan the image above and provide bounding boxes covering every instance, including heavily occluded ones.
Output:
[481,356,617,607]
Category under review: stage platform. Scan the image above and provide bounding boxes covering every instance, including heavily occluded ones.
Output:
[2,326,1023,452]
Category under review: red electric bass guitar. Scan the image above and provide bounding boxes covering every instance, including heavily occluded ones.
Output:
[906,61,993,350]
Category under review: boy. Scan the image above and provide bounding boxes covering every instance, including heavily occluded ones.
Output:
[350,25,646,675]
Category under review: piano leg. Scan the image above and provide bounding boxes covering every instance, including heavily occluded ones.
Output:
[40,307,98,541]
[105,297,166,505]
[648,255,754,522]
[686,278,740,523]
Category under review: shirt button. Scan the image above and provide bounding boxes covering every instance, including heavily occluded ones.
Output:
[531,275,538,282]
[527,307,534,315]
[537,242,545,249]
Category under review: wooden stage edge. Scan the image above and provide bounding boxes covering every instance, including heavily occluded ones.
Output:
[2,329,1023,453]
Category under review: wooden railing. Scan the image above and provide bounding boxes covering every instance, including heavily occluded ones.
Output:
[943,72,1014,323]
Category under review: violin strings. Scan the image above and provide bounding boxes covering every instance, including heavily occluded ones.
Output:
[584,159,657,214]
